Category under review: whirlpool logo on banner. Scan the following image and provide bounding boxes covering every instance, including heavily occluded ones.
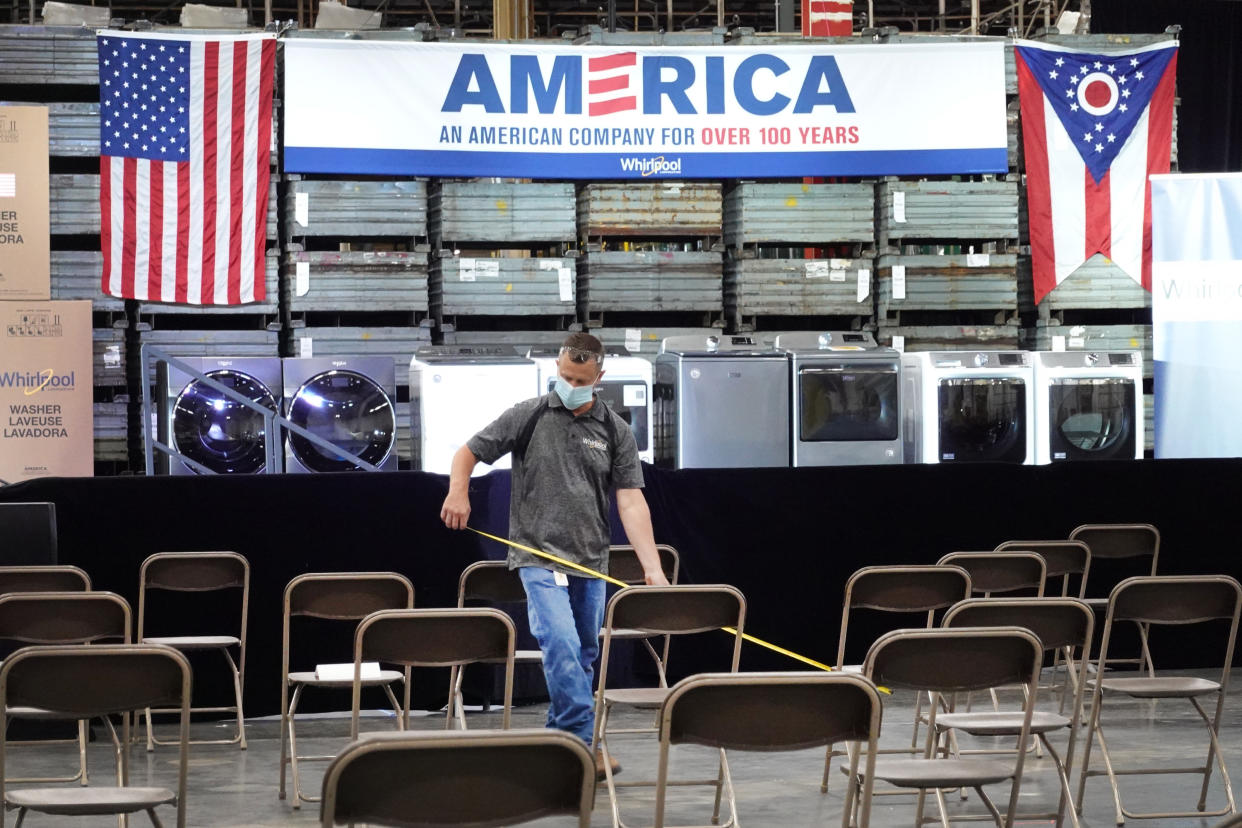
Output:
[282,41,1008,179]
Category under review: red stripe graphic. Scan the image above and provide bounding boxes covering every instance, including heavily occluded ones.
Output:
[176,161,190,303]
[588,75,629,95]
[588,52,635,72]
[148,160,164,302]
[1084,167,1111,262]
[1016,52,1057,305]
[588,96,637,117]
[253,39,275,301]
[228,43,247,305]
[1142,52,1178,292]
[201,41,219,303]
[121,157,137,301]
[99,156,112,296]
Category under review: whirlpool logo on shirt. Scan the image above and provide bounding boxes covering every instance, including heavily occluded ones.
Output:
[582,436,608,452]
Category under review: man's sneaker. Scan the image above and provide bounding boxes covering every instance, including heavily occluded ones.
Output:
[595,749,622,780]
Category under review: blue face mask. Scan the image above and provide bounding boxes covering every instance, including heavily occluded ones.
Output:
[554,377,595,409]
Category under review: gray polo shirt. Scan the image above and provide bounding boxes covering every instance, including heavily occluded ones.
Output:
[467,391,645,575]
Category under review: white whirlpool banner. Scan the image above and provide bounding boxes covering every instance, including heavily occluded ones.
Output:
[282,39,1007,179]
[1150,173,1242,458]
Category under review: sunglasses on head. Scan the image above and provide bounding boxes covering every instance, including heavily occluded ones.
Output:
[560,346,603,364]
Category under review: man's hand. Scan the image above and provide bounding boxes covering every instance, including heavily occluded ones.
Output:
[644,568,670,587]
[441,491,471,530]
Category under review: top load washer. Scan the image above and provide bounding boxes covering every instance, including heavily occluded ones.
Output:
[654,334,790,469]
[282,357,398,473]
[156,356,283,475]
[1033,351,1143,463]
[410,346,538,475]
[775,332,902,467]
[902,350,1035,465]
[529,346,654,464]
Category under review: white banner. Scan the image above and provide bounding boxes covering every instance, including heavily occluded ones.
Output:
[1151,172,1242,458]
[283,40,1007,179]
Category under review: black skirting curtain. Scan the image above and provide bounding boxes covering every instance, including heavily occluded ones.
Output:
[1091,0,1242,173]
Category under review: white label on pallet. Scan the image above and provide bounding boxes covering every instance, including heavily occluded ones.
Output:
[294,192,309,227]
[103,344,121,368]
[459,258,476,281]
[892,191,906,223]
[477,260,500,278]
[966,253,991,267]
[538,259,560,271]
[892,265,906,300]
[299,336,313,358]
[857,269,870,302]
[891,335,905,352]
[1052,335,1066,352]
[295,261,310,296]
[1068,337,1086,348]
[623,384,646,407]
[805,261,828,279]
[558,268,574,302]
[625,328,642,352]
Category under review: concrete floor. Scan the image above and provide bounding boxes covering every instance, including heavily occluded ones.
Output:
[3,670,1240,827]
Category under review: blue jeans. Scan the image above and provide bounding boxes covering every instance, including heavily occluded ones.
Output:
[519,566,606,746]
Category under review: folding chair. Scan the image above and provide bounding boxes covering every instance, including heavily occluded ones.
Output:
[939,597,1095,828]
[0,644,191,828]
[821,564,973,793]
[1069,523,1160,673]
[655,672,882,828]
[0,591,131,787]
[937,552,1046,598]
[1075,575,1242,825]
[846,626,1043,828]
[349,607,515,739]
[603,545,681,686]
[592,585,746,828]
[320,729,595,828]
[0,566,91,594]
[279,572,414,808]
[137,551,249,751]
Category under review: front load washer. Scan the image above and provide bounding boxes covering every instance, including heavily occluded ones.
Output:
[902,351,1035,465]
[654,334,790,469]
[775,332,903,466]
[410,346,538,475]
[156,357,283,475]
[529,346,654,464]
[282,357,398,473]
[1033,351,1143,463]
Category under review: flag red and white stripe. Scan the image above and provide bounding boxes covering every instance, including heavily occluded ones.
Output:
[98,31,275,305]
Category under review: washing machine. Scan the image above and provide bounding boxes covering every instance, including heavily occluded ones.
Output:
[775,332,902,467]
[281,357,398,473]
[410,346,538,475]
[654,334,790,469]
[156,357,283,475]
[529,346,654,464]
[1033,351,1143,463]
[902,350,1036,465]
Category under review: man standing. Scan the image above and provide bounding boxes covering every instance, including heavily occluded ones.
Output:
[440,332,669,777]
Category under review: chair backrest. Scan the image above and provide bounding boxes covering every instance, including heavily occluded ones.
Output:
[937,551,1046,597]
[457,560,527,607]
[319,729,595,828]
[1069,523,1159,565]
[604,585,745,640]
[608,544,680,585]
[994,540,1091,595]
[0,644,191,828]
[837,565,972,668]
[0,591,131,645]
[138,551,249,641]
[0,565,91,594]
[863,626,1043,695]
[944,597,1094,654]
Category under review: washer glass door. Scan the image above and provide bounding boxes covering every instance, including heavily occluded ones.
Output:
[938,377,1027,462]
[1049,378,1136,461]
[288,370,396,472]
[172,370,278,474]
[799,364,899,442]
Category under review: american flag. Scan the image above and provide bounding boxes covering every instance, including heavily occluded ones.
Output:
[1015,40,1177,304]
[97,31,275,304]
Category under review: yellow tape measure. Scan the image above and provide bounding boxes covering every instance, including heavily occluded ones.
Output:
[467,527,842,677]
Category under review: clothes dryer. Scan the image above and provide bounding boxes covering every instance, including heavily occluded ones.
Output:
[529,346,654,464]
[654,334,790,469]
[1033,351,1143,463]
[775,332,902,466]
[902,350,1035,465]
[156,357,283,475]
[281,357,398,473]
[410,346,538,475]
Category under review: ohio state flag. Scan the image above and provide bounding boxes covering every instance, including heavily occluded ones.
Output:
[1014,39,1177,304]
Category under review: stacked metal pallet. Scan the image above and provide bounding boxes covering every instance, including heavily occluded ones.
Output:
[723,181,875,332]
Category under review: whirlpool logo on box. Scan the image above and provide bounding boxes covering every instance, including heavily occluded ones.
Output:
[0,369,77,396]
